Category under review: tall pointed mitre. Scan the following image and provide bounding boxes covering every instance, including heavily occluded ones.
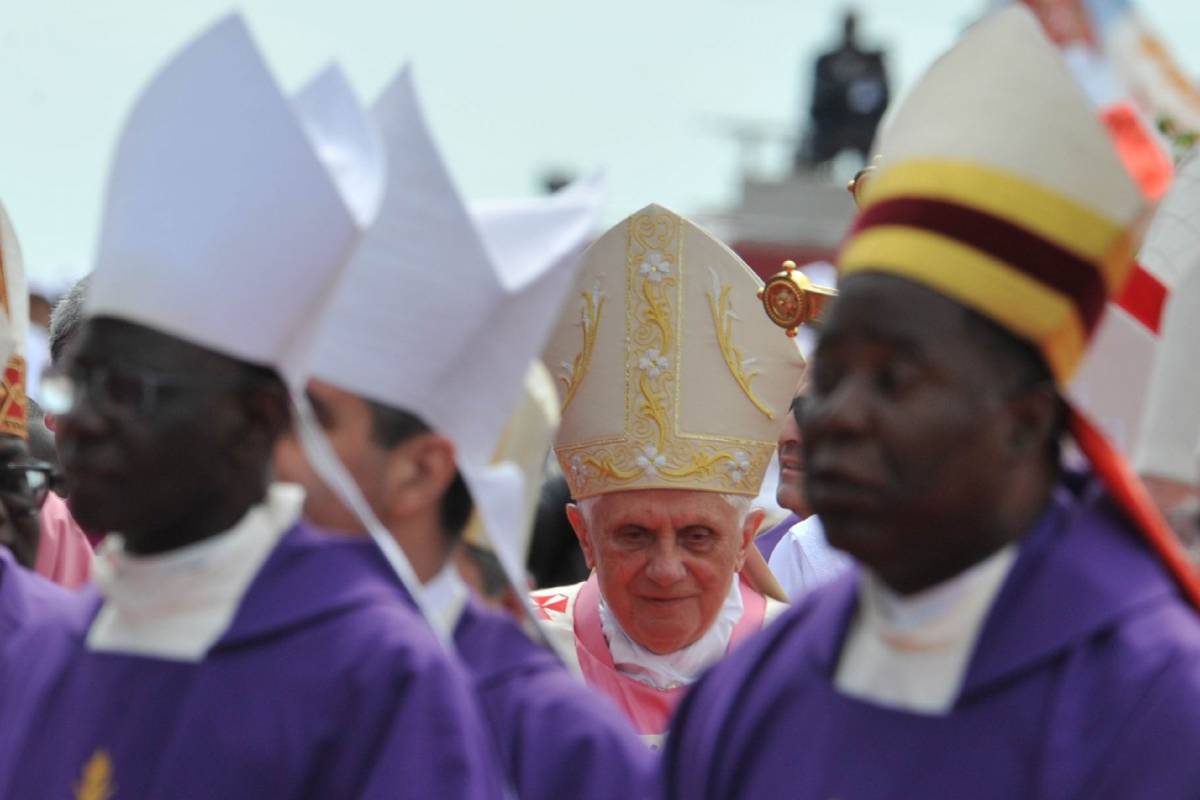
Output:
[546,204,805,499]
[1133,153,1200,484]
[842,6,1147,384]
[85,15,375,385]
[305,66,603,614]
[0,204,29,439]
[308,66,602,467]
[462,362,560,561]
[839,7,1200,607]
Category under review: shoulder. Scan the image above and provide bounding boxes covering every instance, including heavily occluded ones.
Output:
[531,581,584,618]
[529,581,588,674]
[455,600,560,684]
[663,584,844,796]
[220,524,453,679]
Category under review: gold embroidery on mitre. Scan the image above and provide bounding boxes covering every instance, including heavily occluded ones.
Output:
[0,354,28,440]
[561,208,772,498]
[706,266,774,419]
[558,282,605,413]
[0,244,9,318]
[74,749,115,800]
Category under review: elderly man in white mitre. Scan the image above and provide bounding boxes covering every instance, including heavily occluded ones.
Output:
[532,205,801,747]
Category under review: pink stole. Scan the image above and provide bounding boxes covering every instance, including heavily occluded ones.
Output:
[573,574,767,737]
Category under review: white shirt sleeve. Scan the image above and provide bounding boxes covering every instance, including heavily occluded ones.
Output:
[767,515,852,601]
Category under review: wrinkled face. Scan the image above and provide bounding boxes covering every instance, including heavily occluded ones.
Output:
[775,386,809,517]
[273,379,385,533]
[568,489,756,655]
[56,318,270,551]
[803,274,1019,592]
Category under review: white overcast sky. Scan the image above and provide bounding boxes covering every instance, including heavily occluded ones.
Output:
[2,0,1198,281]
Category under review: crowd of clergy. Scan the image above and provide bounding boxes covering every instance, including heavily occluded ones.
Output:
[2,5,1200,798]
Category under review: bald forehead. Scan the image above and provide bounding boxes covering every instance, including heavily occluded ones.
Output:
[580,489,750,530]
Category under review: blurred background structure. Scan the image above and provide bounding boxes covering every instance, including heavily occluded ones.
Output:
[0,0,1196,287]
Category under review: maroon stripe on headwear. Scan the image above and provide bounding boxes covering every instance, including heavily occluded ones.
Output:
[849,197,1109,333]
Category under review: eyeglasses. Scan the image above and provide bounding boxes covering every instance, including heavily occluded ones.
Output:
[0,461,59,510]
[41,364,264,419]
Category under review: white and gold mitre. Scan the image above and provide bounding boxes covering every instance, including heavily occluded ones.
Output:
[544,204,805,499]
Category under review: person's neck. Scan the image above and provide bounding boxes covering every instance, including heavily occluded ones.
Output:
[879,469,1055,596]
[386,511,452,585]
[124,481,269,556]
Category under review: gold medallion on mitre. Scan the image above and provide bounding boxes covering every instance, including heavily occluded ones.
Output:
[544,204,805,499]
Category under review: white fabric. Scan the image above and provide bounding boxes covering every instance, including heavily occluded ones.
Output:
[292,65,386,230]
[25,326,48,404]
[87,483,303,662]
[423,561,470,642]
[767,515,852,601]
[0,205,29,376]
[302,64,601,639]
[1134,153,1200,483]
[835,545,1017,714]
[599,577,743,690]
[308,66,602,468]
[85,15,370,385]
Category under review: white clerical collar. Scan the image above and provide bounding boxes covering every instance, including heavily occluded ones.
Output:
[599,577,743,690]
[423,561,470,641]
[835,543,1017,713]
[86,483,304,662]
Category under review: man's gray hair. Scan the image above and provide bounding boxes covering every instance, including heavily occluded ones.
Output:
[48,275,90,365]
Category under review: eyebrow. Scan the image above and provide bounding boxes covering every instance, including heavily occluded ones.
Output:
[817,329,927,358]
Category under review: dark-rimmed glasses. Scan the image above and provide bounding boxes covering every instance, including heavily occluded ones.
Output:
[0,461,60,511]
[41,364,267,419]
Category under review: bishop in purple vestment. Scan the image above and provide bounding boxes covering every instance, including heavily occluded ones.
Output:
[664,474,1200,798]
[664,9,1200,797]
[1,522,500,799]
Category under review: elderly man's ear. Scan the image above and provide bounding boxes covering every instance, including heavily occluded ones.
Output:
[565,504,596,570]
[737,507,766,570]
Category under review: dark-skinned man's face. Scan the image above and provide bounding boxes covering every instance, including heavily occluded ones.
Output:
[56,317,279,554]
[802,274,1030,594]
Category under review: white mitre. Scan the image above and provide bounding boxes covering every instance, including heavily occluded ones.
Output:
[1133,153,1200,484]
[305,65,603,603]
[84,16,379,385]
[545,204,805,499]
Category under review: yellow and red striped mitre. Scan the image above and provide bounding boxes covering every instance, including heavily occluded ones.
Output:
[840,6,1148,385]
[838,7,1200,606]
[0,204,29,440]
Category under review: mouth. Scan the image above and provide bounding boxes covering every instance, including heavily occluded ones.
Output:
[806,465,887,514]
[637,595,696,608]
[778,446,804,475]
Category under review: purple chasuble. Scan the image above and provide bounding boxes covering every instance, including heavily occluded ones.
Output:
[663,473,1200,799]
[754,513,799,561]
[453,599,656,799]
[0,523,503,799]
[0,547,74,641]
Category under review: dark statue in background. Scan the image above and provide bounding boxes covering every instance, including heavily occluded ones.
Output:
[798,10,890,169]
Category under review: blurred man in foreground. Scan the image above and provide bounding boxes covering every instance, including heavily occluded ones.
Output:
[663,9,1200,798]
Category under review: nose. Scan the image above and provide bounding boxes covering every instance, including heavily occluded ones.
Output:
[57,387,110,446]
[804,372,872,445]
[643,539,688,587]
[777,402,802,452]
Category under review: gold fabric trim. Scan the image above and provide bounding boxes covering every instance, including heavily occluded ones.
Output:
[557,282,604,413]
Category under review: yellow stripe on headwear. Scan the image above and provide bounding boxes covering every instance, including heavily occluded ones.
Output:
[859,159,1137,294]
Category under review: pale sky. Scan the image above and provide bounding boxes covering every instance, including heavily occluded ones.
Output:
[2,0,1197,283]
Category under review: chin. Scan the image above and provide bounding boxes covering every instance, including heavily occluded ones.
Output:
[820,515,893,562]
